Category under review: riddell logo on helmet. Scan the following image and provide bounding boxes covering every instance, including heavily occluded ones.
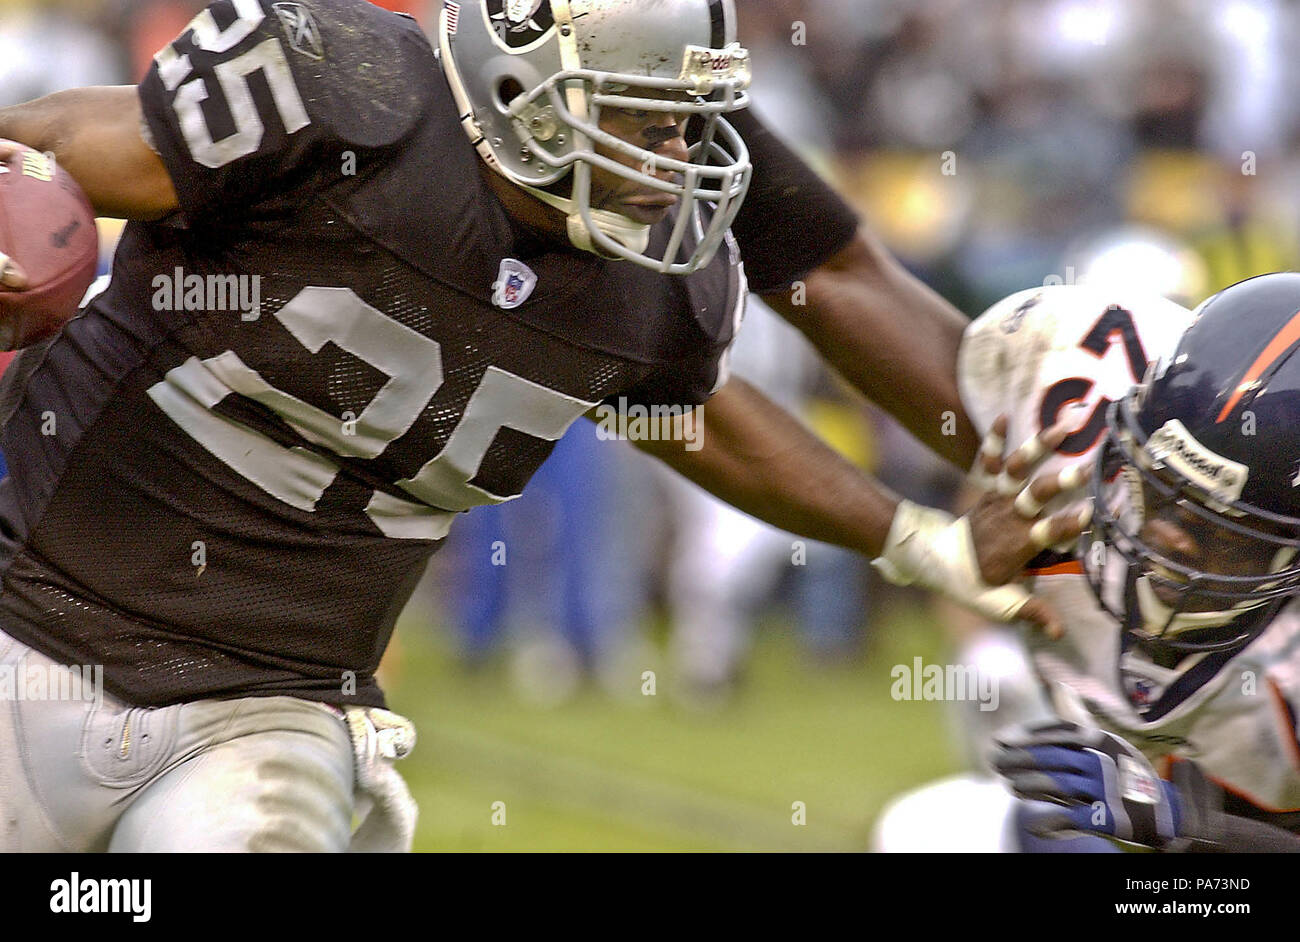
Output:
[1146,419,1248,503]
[681,45,752,90]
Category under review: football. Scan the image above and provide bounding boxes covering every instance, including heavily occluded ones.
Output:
[0,143,98,350]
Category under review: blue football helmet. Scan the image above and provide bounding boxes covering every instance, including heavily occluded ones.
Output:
[1085,272,1300,656]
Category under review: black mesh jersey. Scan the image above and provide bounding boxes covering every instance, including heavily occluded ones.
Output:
[0,0,857,708]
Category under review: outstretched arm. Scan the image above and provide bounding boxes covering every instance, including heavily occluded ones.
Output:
[0,87,179,222]
[626,377,1087,635]
[763,225,978,469]
[632,376,896,558]
[724,109,976,468]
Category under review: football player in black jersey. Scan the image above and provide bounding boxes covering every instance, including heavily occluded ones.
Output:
[0,0,1084,850]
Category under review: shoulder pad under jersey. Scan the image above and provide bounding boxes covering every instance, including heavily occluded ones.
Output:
[264,0,438,149]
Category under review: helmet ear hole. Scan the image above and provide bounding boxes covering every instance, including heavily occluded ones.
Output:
[497,78,526,112]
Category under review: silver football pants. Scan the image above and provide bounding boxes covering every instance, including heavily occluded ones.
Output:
[0,628,355,852]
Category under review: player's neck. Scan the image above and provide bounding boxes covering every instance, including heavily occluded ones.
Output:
[477,162,571,249]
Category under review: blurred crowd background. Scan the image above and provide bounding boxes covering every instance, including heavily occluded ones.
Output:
[3,0,1298,845]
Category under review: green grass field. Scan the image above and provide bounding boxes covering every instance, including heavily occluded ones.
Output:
[384,602,963,851]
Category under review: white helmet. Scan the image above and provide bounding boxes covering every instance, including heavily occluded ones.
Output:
[438,0,753,274]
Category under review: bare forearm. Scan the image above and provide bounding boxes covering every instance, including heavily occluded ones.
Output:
[629,379,1090,636]
[764,226,978,468]
[0,87,177,220]
[632,377,900,557]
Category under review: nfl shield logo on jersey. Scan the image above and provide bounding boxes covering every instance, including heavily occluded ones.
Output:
[493,258,538,309]
[1124,674,1157,706]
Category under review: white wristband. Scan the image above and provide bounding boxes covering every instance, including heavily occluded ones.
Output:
[874,499,1034,623]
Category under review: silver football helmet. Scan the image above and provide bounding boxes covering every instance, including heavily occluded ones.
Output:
[438,0,753,274]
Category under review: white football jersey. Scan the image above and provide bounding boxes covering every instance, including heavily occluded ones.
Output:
[959,284,1300,816]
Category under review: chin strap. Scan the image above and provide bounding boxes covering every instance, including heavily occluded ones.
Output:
[520,183,651,260]
[1132,575,1265,640]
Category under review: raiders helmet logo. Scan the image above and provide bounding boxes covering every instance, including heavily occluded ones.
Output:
[486,0,555,51]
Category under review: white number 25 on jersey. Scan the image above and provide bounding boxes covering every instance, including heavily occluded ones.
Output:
[153,0,310,169]
[147,287,597,541]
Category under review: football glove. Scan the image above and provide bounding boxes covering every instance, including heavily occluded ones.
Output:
[342,706,418,853]
[993,720,1224,852]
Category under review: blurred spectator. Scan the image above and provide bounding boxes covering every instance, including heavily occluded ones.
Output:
[655,298,876,707]
[0,0,125,104]
[440,420,655,705]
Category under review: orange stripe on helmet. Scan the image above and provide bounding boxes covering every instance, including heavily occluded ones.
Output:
[1025,560,1084,577]
[1216,309,1300,423]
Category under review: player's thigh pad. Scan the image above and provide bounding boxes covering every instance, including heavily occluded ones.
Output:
[108,696,354,852]
[0,629,85,851]
[0,627,170,851]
